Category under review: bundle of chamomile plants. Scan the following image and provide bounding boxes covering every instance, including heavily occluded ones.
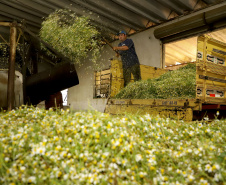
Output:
[40,9,102,67]
[116,63,196,99]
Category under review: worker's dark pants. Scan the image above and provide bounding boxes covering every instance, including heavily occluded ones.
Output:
[123,64,141,87]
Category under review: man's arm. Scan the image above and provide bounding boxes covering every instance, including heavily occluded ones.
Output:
[113,46,129,51]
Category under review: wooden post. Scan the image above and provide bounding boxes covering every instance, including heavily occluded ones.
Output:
[7,22,17,111]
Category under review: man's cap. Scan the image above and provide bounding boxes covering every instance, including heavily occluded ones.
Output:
[117,30,127,35]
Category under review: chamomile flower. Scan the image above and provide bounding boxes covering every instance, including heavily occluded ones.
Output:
[186,175,195,182]
[139,172,147,178]
[135,154,143,162]
[199,178,210,185]
[4,157,10,162]
[27,176,36,183]
[213,173,222,182]
[36,147,46,155]
[205,164,212,173]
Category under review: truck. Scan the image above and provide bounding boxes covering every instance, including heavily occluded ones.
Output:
[94,35,226,121]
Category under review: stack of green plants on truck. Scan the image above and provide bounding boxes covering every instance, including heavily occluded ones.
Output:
[115,63,196,99]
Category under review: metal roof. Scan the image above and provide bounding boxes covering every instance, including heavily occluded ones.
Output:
[0,0,225,41]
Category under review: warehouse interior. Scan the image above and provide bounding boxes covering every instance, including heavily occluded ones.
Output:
[0,0,226,111]
[1,0,225,68]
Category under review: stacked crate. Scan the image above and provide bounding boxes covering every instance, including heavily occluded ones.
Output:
[94,69,111,98]
[110,59,124,97]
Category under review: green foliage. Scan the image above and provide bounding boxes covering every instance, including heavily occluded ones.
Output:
[0,44,23,71]
[40,9,102,65]
[116,63,196,99]
[0,44,8,58]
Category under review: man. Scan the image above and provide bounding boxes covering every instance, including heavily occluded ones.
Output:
[113,30,141,87]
